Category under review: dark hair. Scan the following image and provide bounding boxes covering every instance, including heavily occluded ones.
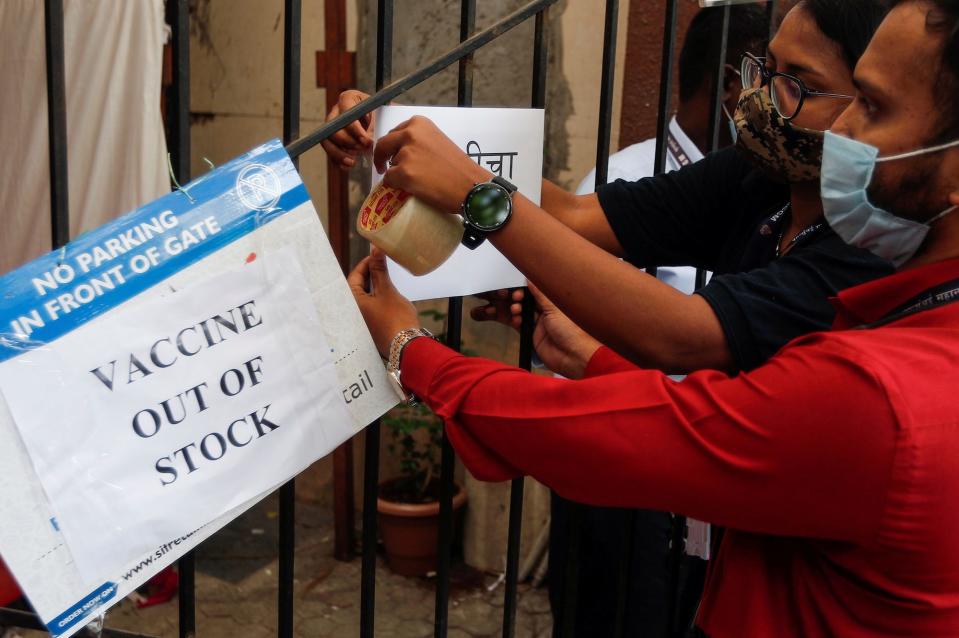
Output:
[925,0,959,79]
[678,5,769,103]
[898,0,959,138]
[797,0,894,69]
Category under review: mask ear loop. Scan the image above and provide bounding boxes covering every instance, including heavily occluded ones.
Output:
[722,102,735,122]
[875,139,959,224]
[927,205,958,225]
[877,138,959,163]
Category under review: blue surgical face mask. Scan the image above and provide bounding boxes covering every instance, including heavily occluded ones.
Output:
[821,130,959,267]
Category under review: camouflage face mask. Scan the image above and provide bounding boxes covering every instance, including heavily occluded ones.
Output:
[734,88,824,183]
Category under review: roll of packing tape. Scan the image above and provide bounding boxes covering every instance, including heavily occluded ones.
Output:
[356,182,464,276]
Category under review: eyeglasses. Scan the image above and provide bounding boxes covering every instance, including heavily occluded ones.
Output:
[740,53,853,121]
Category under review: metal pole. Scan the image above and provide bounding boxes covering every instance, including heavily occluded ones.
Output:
[594,0,619,191]
[278,1,302,636]
[600,0,632,637]
[502,8,550,637]
[44,0,69,249]
[164,1,194,635]
[706,5,732,152]
[767,0,779,43]
[360,4,393,636]
[694,1,733,312]
[434,299,462,638]
[167,0,191,187]
[434,1,475,636]
[656,1,684,628]
[653,0,679,177]
[591,1,630,630]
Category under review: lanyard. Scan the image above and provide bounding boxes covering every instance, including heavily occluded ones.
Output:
[856,277,959,329]
[768,203,826,257]
[666,130,693,168]
[778,221,826,257]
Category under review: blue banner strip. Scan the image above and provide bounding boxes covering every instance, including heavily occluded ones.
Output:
[0,139,311,364]
[48,581,118,637]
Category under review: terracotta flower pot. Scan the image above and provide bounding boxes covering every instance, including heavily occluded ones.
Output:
[377,479,467,576]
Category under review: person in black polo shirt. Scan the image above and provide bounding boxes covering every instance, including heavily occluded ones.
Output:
[322,1,893,635]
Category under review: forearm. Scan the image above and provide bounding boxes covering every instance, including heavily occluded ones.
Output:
[539,179,624,256]
[492,195,732,374]
[399,337,892,543]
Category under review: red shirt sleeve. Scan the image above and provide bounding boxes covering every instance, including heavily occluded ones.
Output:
[399,336,898,544]
[582,346,635,377]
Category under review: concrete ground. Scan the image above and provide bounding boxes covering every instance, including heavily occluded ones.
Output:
[14,494,551,638]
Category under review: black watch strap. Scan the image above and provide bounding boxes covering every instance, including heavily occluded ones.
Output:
[492,175,518,193]
[462,227,487,250]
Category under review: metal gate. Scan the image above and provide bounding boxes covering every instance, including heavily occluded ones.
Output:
[1,0,778,636]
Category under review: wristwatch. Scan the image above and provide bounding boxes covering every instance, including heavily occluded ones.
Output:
[386,327,434,405]
[461,175,518,249]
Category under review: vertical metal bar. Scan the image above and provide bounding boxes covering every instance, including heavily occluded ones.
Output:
[278,2,301,637]
[44,0,69,248]
[530,9,549,110]
[164,2,194,636]
[376,0,394,89]
[695,3,732,297]
[167,0,191,188]
[361,5,394,637]
[435,3,475,637]
[766,0,779,43]
[502,9,550,638]
[360,434,380,638]
[501,10,553,636]
[360,462,379,637]
[589,4,633,635]
[434,299,462,638]
[556,0,598,629]
[653,3,682,636]
[653,0,679,177]
[283,0,302,156]
[706,5,731,152]
[593,0,619,191]
[457,0,476,107]
[178,556,196,638]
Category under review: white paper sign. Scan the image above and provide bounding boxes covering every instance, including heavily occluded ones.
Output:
[0,254,347,586]
[0,140,398,636]
[372,105,545,301]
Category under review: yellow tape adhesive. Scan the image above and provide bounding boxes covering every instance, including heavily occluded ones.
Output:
[356,182,464,276]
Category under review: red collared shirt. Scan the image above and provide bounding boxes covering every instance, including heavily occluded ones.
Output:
[400,257,959,637]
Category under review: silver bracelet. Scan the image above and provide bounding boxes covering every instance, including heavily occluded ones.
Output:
[386,327,433,405]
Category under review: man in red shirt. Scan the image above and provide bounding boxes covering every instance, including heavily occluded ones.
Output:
[350,0,959,635]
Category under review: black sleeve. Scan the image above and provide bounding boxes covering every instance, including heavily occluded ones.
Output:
[696,232,895,372]
[596,147,758,271]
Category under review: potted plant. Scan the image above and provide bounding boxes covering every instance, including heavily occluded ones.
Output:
[377,402,468,576]
[377,312,468,576]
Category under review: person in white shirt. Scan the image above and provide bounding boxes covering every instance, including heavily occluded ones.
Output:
[576,116,705,294]
[562,6,769,636]
[576,6,767,296]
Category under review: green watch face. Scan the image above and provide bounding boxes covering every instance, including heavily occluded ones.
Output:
[465,182,512,231]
